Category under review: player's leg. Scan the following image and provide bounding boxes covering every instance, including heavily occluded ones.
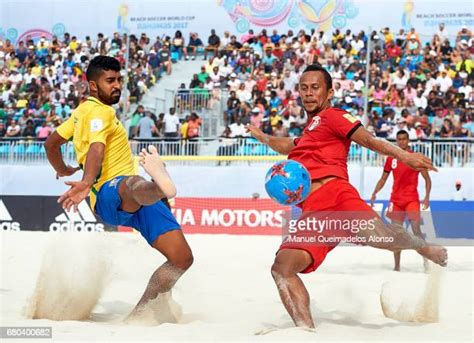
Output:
[410,219,430,271]
[391,220,404,271]
[385,201,405,270]
[406,201,429,271]
[336,187,447,267]
[118,175,164,212]
[133,230,193,310]
[355,207,447,266]
[271,249,315,328]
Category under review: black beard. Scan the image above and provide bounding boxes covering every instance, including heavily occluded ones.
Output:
[97,88,121,105]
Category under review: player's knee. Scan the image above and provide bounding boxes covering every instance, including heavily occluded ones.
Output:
[169,251,194,271]
[124,175,147,191]
[271,260,297,280]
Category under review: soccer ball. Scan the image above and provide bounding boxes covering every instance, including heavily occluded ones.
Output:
[265,160,311,206]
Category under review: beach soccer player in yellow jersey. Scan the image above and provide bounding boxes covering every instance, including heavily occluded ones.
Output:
[44,56,193,318]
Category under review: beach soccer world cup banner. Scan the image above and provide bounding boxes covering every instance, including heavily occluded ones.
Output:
[1,0,472,44]
[2,196,471,239]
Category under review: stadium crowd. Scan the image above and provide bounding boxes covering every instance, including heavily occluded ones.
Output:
[180,25,473,140]
[0,24,473,142]
[0,31,179,139]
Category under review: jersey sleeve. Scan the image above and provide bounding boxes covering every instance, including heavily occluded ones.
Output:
[383,157,393,173]
[56,115,74,140]
[86,108,115,145]
[329,110,362,138]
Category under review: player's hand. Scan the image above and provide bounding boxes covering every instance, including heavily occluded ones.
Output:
[422,197,430,210]
[401,152,438,172]
[370,193,376,207]
[58,180,91,212]
[56,165,81,179]
[246,124,268,144]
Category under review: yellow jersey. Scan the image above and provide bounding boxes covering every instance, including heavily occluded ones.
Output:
[56,96,135,209]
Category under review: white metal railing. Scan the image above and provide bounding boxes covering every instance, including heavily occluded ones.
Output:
[0,139,473,167]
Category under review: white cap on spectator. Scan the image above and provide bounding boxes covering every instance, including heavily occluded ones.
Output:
[251,107,260,113]
[415,122,422,127]
[344,96,352,103]
[63,75,68,79]
[429,50,437,56]
[150,49,156,54]
[438,64,446,72]
[40,38,45,42]
[230,72,237,78]
[461,25,467,29]
[374,35,380,40]
[460,39,468,45]
[271,72,277,77]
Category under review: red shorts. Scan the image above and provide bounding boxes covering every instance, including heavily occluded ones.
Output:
[385,199,420,223]
[279,178,378,274]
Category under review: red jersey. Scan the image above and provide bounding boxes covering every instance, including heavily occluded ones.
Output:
[383,152,420,202]
[288,108,362,181]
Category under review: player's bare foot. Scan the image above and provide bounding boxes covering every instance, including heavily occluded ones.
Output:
[139,145,177,198]
[394,265,400,272]
[417,245,448,267]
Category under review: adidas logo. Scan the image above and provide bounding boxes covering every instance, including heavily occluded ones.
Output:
[49,200,104,232]
[0,200,20,231]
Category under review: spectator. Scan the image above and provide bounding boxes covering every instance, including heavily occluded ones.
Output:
[36,121,52,139]
[171,30,187,60]
[186,32,203,60]
[389,118,416,139]
[6,120,21,137]
[229,117,248,137]
[205,29,220,60]
[129,105,144,138]
[137,111,158,139]
[435,69,453,93]
[22,120,35,137]
[163,107,180,139]
[159,43,172,75]
[440,118,454,138]
[451,180,467,201]
[273,120,288,137]
[187,112,202,139]
[225,90,241,124]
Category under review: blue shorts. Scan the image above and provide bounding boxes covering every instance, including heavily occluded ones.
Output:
[95,176,181,245]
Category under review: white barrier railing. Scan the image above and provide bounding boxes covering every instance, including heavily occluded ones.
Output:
[0,139,473,167]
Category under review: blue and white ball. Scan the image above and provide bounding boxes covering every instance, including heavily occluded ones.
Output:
[265,160,311,206]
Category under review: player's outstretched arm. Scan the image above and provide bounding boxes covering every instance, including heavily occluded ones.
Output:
[370,171,389,207]
[246,124,295,155]
[421,170,432,210]
[58,142,105,212]
[45,131,80,179]
[350,126,437,172]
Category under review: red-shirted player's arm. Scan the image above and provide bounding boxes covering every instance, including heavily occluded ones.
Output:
[420,170,432,209]
[370,170,390,207]
[350,126,437,172]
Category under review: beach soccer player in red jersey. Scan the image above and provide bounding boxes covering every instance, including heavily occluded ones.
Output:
[371,129,432,271]
[247,64,447,328]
